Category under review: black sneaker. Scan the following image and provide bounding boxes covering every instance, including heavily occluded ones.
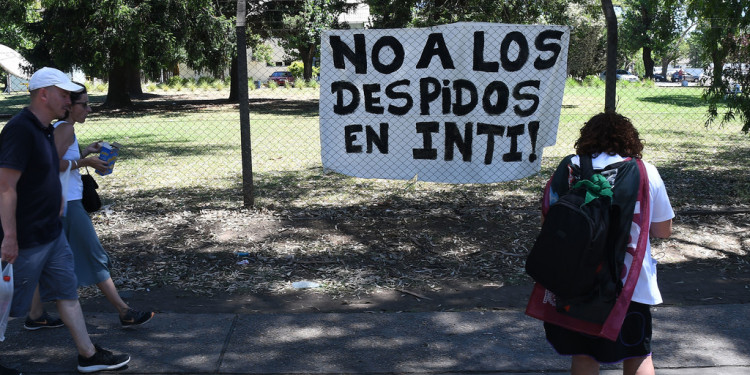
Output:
[119,309,155,327]
[0,364,22,375]
[23,311,64,330]
[77,345,130,373]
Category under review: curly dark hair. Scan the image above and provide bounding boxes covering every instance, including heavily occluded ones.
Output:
[574,112,643,158]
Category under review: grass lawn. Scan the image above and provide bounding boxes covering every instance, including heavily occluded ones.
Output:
[1,83,748,210]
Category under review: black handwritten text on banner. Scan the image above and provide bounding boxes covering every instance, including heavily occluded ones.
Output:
[319,23,570,183]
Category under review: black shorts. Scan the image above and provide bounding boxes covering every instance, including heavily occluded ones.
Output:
[544,302,653,363]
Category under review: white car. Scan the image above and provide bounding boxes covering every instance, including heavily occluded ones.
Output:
[599,69,640,82]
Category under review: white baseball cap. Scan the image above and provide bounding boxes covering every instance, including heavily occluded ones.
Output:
[28,67,84,92]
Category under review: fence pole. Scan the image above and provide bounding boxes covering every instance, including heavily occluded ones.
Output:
[601,0,618,113]
[236,0,253,207]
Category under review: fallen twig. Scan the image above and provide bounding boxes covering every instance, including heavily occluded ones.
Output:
[395,288,432,300]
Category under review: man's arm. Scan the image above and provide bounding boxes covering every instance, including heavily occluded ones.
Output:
[0,167,21,263]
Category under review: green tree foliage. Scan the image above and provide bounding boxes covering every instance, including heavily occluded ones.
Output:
[721,39,750,133]
[367,0,417,28]
[367,0,571,28]
[688,0,750,132]
[5,0,233,108]
[288,60,319,78]
[0,0,36,52]
[252,43,274,66]
[0,0,36,87]
[620,0,683,79]
[566,1,606,79]
[218,1,279,102]
[686,30,709,68]
[279,0,353,81]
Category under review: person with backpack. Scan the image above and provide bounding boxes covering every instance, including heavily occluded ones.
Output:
[537,112,674,375]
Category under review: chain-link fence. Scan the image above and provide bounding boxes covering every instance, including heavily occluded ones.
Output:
[1,21,748,212]
[1,6,748,298]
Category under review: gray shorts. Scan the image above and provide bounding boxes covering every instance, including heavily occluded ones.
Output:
[10,233,79,317]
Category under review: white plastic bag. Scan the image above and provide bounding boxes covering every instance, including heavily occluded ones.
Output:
[0,263,13,341]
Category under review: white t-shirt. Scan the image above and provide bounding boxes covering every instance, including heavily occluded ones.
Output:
[53,121,83,201]
[570,154,675,305]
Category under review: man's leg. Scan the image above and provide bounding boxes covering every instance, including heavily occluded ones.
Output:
[42,234,130,371]
[37,234,92,357]
[56,299,95,358]
[58,298,131,372]
[28,287,44,320]
[58,297,131,373]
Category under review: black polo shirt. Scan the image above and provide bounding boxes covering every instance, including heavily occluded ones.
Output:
[0,107,63,248]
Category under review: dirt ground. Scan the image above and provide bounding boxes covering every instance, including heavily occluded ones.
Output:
[79,209,750,315]
[76,94,750,315]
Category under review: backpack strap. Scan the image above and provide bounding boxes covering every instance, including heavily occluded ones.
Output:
[579,154,594,180]
[598,158,651,339]
[541,154,576,217]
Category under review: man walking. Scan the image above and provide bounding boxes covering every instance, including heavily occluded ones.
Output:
[0,67,130,374]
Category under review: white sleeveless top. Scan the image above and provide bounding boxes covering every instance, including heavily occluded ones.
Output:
[53,121,83,201]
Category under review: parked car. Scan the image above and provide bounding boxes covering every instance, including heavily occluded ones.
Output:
[671,71,699,82]
[682,72,699,82]
[653,74,667,82]
[268,71,295,86]
[599,69,640,82]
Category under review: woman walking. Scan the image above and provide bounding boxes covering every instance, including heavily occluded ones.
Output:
[24,83,154,329]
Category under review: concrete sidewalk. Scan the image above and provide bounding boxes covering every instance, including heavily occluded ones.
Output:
[1,304,748,374]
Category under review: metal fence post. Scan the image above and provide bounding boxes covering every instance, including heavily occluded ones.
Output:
[237,0,253,207]
[602,0,618,113]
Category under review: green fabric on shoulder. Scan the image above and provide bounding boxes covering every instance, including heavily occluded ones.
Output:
[572,174,613,206]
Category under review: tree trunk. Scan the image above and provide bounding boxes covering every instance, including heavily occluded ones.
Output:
[104,64,133,108]
[228,54,238,102]
[643,46,654,79]
[640,4,653,79]
[302,44,315,81]
[127,65,143,97]
[710,42,725,88]
[601,0,618,113]
[707,18,726,88]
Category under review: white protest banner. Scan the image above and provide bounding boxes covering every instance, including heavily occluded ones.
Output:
[319,22,570,183]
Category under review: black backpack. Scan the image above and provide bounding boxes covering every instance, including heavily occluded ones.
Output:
[525,154,640,323]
